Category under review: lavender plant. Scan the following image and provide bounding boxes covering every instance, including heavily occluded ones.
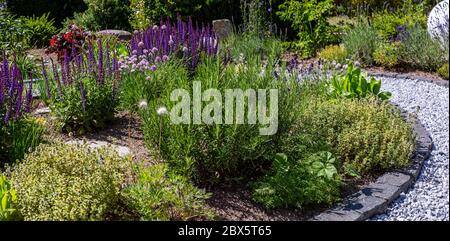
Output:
[42,39,120,134]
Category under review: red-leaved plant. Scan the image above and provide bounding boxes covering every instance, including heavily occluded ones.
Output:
[46,24,91,61]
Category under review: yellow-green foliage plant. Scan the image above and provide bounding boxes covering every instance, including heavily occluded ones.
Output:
[10,143,133,221]
[317,45,348,63]
[297,97,415,176]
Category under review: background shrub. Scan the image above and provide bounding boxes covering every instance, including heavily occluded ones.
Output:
[124,163,214,220]
[343,22,380,66]
[70,0,131,31]
[6,0,87,28]
[0,11,29,51]
[10,143,132,221]
[276,0,339,57]
[21,13,58,48]
[398,24,448,71]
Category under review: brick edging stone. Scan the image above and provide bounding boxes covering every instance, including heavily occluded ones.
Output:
[311,108,433,221]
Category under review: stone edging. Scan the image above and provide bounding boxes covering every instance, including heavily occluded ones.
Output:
[366,70,449,88]
[311,108,433,221]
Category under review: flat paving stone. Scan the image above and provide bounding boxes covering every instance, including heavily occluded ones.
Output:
[66,140,131,157]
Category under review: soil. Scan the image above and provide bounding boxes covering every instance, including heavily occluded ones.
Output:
[40,111,152,163]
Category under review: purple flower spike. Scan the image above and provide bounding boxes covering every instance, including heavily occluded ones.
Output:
[106,42,111,78]
[79,79,86,112]
[97,39,104,84]
[25,72,33,113]
[51,59,63,97]
[15,80,23,118]
[41,58,51,99]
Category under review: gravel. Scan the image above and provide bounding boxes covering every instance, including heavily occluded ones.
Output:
[371,77,449,221]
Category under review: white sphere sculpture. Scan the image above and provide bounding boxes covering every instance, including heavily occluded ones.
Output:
[427,0,449,46]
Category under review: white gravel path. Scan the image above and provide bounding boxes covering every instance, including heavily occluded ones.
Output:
[372,77,449,221]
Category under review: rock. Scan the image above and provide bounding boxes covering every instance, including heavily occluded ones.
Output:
[34,107,51,115]
[66,140,131,158]
[427,0,449,46]
[96,30,132,41]
[212,19,233,39]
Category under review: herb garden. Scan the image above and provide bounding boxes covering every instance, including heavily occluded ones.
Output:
[0,0,448,221]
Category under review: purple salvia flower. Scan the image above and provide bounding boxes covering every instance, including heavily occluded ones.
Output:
[88,41,95,75]
[14,79,23,118]
[64,49,71,84]
[51,59,62,97]
[97,38,104,84]
[25,71,33,113]
[106,42,111,78]
[41,58,51,99]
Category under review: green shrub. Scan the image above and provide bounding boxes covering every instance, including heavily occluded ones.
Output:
[252,152,341,209]
[49,76,116,134]
[119,60,190,114]
[438,63,449,80]
[317,45,347,63]
[21,13,57,48]
[124,162,215,220]
[71,0,131,31]
[374,41,400,69]
[128,0,241,30]
[296,97,414,176]
[220,34,284,62]
[343,22,380,66]
[0,175,19,221]
[277,0,339,57]
[372,7,427,39]
[398,24,448,71]
[43,40,119,134]
[329,64,392,100]
[6,0,87,28]
[0,11,29,52]
[138,56,302,184]
[10,143,132,221]
[0,117,46,163]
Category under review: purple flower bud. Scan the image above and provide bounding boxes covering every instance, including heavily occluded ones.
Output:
[150,65,157,71]
[162,55,169,62]
[155,56,162,63]
[138,41,145,48]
